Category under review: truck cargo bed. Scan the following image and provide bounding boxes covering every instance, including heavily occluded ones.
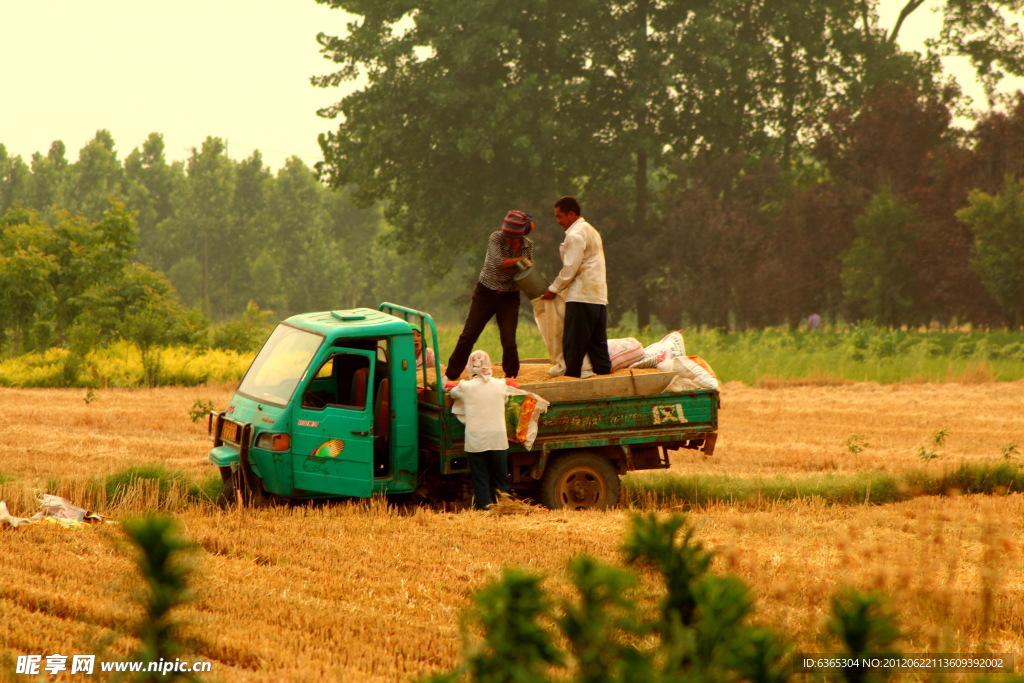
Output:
[420,368,719,477]
[517,369,681,402]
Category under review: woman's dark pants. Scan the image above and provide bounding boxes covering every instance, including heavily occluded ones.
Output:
[469,449,511,509]
[445,282,521,380]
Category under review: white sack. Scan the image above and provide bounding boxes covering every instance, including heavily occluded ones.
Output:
[531,292,594,378]
[608,337,644,372]
[633,330,687,369]
[657,355,719,391]
[531,293,566,376]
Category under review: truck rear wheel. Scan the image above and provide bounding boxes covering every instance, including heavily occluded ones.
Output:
[540,452,621,510]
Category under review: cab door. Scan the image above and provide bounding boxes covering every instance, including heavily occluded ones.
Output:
[291,348,376,497]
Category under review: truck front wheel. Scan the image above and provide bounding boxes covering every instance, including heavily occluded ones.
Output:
[540,452,621,510]
[217,465,253,508]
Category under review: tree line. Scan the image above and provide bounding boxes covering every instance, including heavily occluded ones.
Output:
[314,0,1024,329]
[4,0,1024,353]
[2,88,1023,361]
[0,131,476,358]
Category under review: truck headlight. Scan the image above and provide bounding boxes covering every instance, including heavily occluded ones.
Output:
[255,433,291,452]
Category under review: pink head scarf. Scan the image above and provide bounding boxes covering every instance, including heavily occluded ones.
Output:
[466,350,494,381]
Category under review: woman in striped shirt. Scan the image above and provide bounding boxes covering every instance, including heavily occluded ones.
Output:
[444,210,535,383]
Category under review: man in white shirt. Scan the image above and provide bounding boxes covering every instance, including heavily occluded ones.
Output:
[540,196,612,378]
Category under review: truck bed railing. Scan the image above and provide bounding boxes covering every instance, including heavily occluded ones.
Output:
[379,302,445,406]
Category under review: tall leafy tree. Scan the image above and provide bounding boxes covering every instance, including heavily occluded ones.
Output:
[322,186,385,309]
[814,82,1000,324]
[919,0,1024,103]
[124,133,184,268]
[50,202,138,341]
[958,175,1024,326]
[814,82,959,196]
[67,130,125,221]
[841,188,924,325]
[0,209,57,354]
[27,141,69,218]
[226,151,274,313]
[0,145,32,216]
[0,202,190,356]
[656,154,789,329]
[161,137,236,316]
[970,92,1024,193]
[265,156,342,314]
[762,177,861,325]
[312,0,951,324]
[315,0,574,264]
[232,151,273,242]
[74,262,194,376]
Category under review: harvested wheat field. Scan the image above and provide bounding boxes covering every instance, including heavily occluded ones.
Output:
[2,381,1023,681]
[650,379,1024,479]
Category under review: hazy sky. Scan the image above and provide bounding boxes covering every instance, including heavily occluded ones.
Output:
[1,0,349,170]
[1,0,1020,172]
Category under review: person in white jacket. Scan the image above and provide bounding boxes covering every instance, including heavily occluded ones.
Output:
[448,350,512,509]
[540,196,612,378]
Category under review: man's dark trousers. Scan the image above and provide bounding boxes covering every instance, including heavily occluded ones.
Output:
[563,301,611,378]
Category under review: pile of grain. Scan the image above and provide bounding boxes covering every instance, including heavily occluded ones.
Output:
[513,364,665,384]
[423,363,665,387]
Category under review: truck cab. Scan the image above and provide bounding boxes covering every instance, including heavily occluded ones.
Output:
[209,305,431,503]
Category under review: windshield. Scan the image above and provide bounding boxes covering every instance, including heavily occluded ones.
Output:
[237,324,323,406]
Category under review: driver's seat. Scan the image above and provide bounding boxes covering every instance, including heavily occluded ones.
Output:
[349,367,369,408]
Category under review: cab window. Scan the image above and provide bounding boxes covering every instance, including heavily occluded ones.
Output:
[301,353,371,410]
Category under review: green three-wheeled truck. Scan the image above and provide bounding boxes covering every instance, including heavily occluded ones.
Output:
[208,303,719,509]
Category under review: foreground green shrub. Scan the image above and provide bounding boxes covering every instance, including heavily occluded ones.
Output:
[121,516,198,682]
[423,514,927,683]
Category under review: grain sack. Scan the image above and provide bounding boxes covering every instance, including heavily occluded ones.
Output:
[504,388,550,450]
[688,355,718,380]
[632,330,687,369]
[531,293,567,376]
[657,354,718,390]
[608,337,645,371]
[663,376,706,392]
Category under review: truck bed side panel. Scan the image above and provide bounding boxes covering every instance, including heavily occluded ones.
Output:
[424,389,718,473]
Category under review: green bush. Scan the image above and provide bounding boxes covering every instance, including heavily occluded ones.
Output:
[102,465,216,509]
[1002,342,1024,361]
[422,514,928,683]
[624,462,1024,508]
[121,516,198,682]
[904,462,1024,496]
[210,301,274,353]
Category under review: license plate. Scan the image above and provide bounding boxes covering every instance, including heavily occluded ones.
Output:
[221,420,239,443]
